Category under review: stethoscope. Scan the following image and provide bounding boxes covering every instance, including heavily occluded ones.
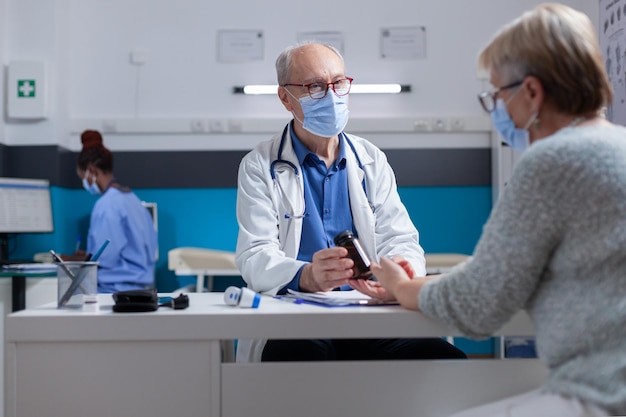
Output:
[270,124,367,219]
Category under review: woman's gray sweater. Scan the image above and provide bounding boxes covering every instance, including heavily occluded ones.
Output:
[420,124,626,414]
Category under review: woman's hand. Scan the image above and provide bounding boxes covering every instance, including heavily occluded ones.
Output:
[370,257,413,298]
[389,255,416,279]
[365,256,431,311]
[349,256,414,301]
[349,277,395,301]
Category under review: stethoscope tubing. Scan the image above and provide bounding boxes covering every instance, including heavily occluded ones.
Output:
[269,123,367,219]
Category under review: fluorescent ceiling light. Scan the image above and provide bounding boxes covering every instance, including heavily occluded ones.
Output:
[233,84,410,95]
[351,84,404,94]
[242,85,278,95]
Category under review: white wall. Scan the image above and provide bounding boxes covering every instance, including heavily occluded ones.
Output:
[1,0,600,151]
[0,0,7,143]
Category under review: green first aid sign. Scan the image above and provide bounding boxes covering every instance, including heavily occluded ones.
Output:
[17,79,36,98]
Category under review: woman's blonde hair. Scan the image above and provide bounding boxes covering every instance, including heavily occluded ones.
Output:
[478,3,613,114]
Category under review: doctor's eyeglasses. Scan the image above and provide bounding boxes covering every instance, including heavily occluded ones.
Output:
[478,80,523,113]
[283,77,354,100]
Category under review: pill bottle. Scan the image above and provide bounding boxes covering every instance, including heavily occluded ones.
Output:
[333,230,373,279]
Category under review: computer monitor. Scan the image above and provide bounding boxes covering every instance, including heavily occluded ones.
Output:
[0,177,54,260]
[141,201,158,261]
[0,177,54,233]
[141,201,158,233]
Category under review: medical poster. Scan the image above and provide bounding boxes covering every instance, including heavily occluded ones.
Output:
[600,0,626,125]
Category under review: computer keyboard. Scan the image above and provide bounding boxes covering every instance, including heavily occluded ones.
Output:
[0,259,33,266]
[1,263,57,272]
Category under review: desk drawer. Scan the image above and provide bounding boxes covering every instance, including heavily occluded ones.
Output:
[221,359,548,417]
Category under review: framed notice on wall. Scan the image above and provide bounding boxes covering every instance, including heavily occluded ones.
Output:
[217,30,264,62]
[380,26,426,60]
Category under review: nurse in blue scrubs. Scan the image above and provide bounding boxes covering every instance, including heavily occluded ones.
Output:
[70,130,158,293]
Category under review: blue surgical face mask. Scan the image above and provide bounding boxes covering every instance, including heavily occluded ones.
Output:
[288,89,349,137]
[491,98,538,152]
[82,171,101,195]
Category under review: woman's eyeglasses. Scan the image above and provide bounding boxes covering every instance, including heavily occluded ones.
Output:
[477,80,523,113]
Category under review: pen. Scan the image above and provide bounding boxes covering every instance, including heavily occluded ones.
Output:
[90,239,110,262]
[273,295,304,304]
[75,234,82,252]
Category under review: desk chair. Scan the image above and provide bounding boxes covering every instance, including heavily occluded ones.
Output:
[168,247,239,292]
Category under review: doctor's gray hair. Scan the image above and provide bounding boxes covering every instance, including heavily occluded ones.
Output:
[275,42,344,86]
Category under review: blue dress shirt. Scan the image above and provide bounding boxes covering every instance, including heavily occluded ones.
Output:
[279,130,356,294]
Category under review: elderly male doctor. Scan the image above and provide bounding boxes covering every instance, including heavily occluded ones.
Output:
[235,42,466,362]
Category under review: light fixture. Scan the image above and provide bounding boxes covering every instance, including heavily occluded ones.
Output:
[233,84,411,95]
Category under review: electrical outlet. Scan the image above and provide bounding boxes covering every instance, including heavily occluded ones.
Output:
[209,120,225,133]
[190,120,206,132]
[413,119,431,131]
[228,120,243,133]
[102,120,117,132]
[433,119,447,131]
[450,118,464,131]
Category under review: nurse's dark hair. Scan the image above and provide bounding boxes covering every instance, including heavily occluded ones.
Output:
[77,130,113,173]
[478,3,613,114]
[275,41,344,85]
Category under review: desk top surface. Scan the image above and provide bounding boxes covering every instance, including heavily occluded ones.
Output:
[0,270,56,277]
[6,292,534,343]
[1,262,57,277]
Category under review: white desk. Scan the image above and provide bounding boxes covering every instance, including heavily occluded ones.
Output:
[5,293,547,417]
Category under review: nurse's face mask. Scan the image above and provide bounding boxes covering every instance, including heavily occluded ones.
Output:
[82,170,102,195]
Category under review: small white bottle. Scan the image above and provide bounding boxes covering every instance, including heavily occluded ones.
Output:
[224,286,261,308]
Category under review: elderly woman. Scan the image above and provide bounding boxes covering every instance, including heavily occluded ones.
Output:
[352,3,626,416]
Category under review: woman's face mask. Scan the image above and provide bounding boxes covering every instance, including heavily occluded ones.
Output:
[490,86,538,152]
[286,88,349,138]
[82,171,101,195]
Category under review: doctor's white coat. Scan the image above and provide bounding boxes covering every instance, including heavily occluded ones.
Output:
[235,123,426,362]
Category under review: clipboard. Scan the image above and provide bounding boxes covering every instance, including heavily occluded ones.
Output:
[284,289,399,307]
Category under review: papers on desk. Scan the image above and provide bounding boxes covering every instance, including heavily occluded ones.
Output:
[1,263,58,273]
[283,289,399,307]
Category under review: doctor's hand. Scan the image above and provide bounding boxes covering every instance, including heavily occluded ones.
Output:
[299,247,355,292]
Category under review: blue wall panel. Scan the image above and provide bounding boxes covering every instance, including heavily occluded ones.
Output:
[9,185,491,293]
